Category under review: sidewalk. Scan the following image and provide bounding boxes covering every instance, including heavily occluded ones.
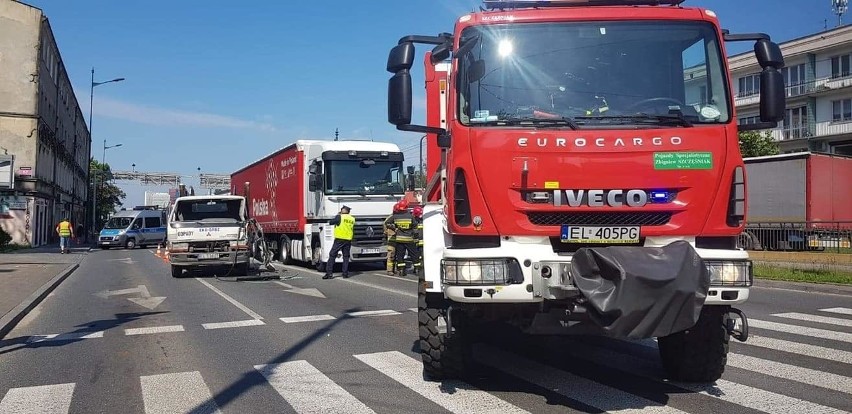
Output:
[0,244,87,338]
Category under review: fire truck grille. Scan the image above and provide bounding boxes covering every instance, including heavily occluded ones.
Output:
[527,212,672,227]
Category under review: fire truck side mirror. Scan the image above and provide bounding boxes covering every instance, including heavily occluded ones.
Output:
[388,71,413,126]
[759,69,785,124]
[755,39,785,124]
[430,43,451,64]
[387,43,415,73]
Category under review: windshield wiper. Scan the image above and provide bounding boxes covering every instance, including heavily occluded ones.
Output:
[471,116,579,130]
[576,114,693,128]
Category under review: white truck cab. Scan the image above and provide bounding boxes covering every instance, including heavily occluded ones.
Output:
[166,195,250,278]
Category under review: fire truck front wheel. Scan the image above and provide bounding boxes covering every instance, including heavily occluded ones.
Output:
[418,293,471,381]
[658,306,729,382]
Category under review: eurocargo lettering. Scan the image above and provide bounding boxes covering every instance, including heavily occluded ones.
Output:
[385,0,787,383]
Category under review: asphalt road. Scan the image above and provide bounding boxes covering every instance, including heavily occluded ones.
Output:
[1,248,850,414]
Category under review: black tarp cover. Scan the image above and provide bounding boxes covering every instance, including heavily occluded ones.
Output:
[570,240,710,339]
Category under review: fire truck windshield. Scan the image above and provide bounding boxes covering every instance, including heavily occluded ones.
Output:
[456,20,731,128]
[324,160,405,196]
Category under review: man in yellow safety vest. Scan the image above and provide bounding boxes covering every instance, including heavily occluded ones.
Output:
[55,217,75,254]
[324,205,355,279]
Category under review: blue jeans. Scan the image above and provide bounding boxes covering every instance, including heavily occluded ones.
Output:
[60,236,70,250]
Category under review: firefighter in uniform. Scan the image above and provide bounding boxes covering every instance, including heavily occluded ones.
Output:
[383,207,400,275]
[384,200,408,274]
[412,206,424,275]
[323,205,355,279]
[385,200,417,276]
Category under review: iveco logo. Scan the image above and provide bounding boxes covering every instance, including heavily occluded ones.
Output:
[554,189,648,207]
[365,226,375,237]
[518,136,682,148]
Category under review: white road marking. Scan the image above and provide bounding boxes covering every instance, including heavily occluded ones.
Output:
[140,371,221,414]
[727,353,852,394]
[195,277,264,320]
[772,312,852,328]
[26,331,104,343]
[736,335,852,365]
[125,325,185,336]
[557,339,846,414]
[355,351,530,414]
[346,310,401,317]
[280,315,336,323]
[367,271,419,284]
[750,319,852,342]
[255,360,375,414]
[202,319,266,330]
[820,307,852,315]
[476,344,688,414]
[340,278,417,298]
[0,383,75,414]
[408,308,418,312]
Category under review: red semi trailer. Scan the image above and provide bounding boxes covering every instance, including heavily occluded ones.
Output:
[231,140,407,269]
[740,151,852,251]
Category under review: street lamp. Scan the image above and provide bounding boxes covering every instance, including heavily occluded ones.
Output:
[103,140,123,165]
[86,68,124,242]
[419,134,427,187]
[93,140,122,236]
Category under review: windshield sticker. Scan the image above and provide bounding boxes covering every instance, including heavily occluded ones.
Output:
[654,152,712,170]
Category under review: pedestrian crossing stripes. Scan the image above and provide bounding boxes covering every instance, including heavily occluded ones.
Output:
[140,371,221,414]
[255,361,375,414]
[771,312,852,328]
[354,351,531,414]
[2,307,850,414]
[820,307,852,315]
[0,383,75,414]
[749,318,852,342]
[125,325,185,336]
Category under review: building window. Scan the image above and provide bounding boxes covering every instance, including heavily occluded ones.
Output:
[738,115,761,125]
[738,74,760,97]
[831,54,851,79]
[833,99,852,122]
[782,106,809,140]
[781,64,806,96]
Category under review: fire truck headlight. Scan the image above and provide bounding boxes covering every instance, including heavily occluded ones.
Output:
[441,259,520,286]
[706,261,752,287]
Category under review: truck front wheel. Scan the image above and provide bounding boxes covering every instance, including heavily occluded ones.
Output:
[658,306,729,382]
[418,292,471,381]
[171,265,183,278]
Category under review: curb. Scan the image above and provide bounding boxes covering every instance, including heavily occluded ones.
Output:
[0,263,79,339]
[753,278,852,296]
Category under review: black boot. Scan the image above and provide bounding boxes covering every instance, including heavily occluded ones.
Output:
[322,274,334,279]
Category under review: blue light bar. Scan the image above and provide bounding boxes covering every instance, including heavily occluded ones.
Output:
[650,191,670,202]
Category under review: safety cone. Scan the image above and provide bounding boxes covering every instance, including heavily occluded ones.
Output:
[156,244,162,257]
[163,249,170,263]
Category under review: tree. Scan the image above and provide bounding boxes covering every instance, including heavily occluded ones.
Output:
[90,159,126,228]
[738,130,780,158]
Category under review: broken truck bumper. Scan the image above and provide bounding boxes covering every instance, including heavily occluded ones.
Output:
[169,251,249,267]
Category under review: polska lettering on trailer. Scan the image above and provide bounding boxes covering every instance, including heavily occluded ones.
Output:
[517,136,683,148]
[554,189,648,207]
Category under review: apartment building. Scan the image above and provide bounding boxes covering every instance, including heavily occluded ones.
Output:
[730,24,852,156]
[0,1,91,246]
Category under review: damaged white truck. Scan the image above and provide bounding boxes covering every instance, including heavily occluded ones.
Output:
[166,195,254,278]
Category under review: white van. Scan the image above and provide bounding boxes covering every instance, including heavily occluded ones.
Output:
[98,207,166,249]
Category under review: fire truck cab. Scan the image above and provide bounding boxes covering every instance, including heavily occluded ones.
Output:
[386,0,785,382]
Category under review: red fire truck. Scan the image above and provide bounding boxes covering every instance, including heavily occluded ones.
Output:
[386,0,785,382]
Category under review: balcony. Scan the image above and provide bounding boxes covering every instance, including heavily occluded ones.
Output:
[765,120,852,142]
[815,119,852,137]
[734,73,852,107]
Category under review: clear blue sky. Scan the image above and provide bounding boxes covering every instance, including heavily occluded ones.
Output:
[26,0,841,207]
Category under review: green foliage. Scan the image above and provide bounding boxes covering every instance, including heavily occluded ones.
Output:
[738,130,780,158]
[90,159,126,228]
